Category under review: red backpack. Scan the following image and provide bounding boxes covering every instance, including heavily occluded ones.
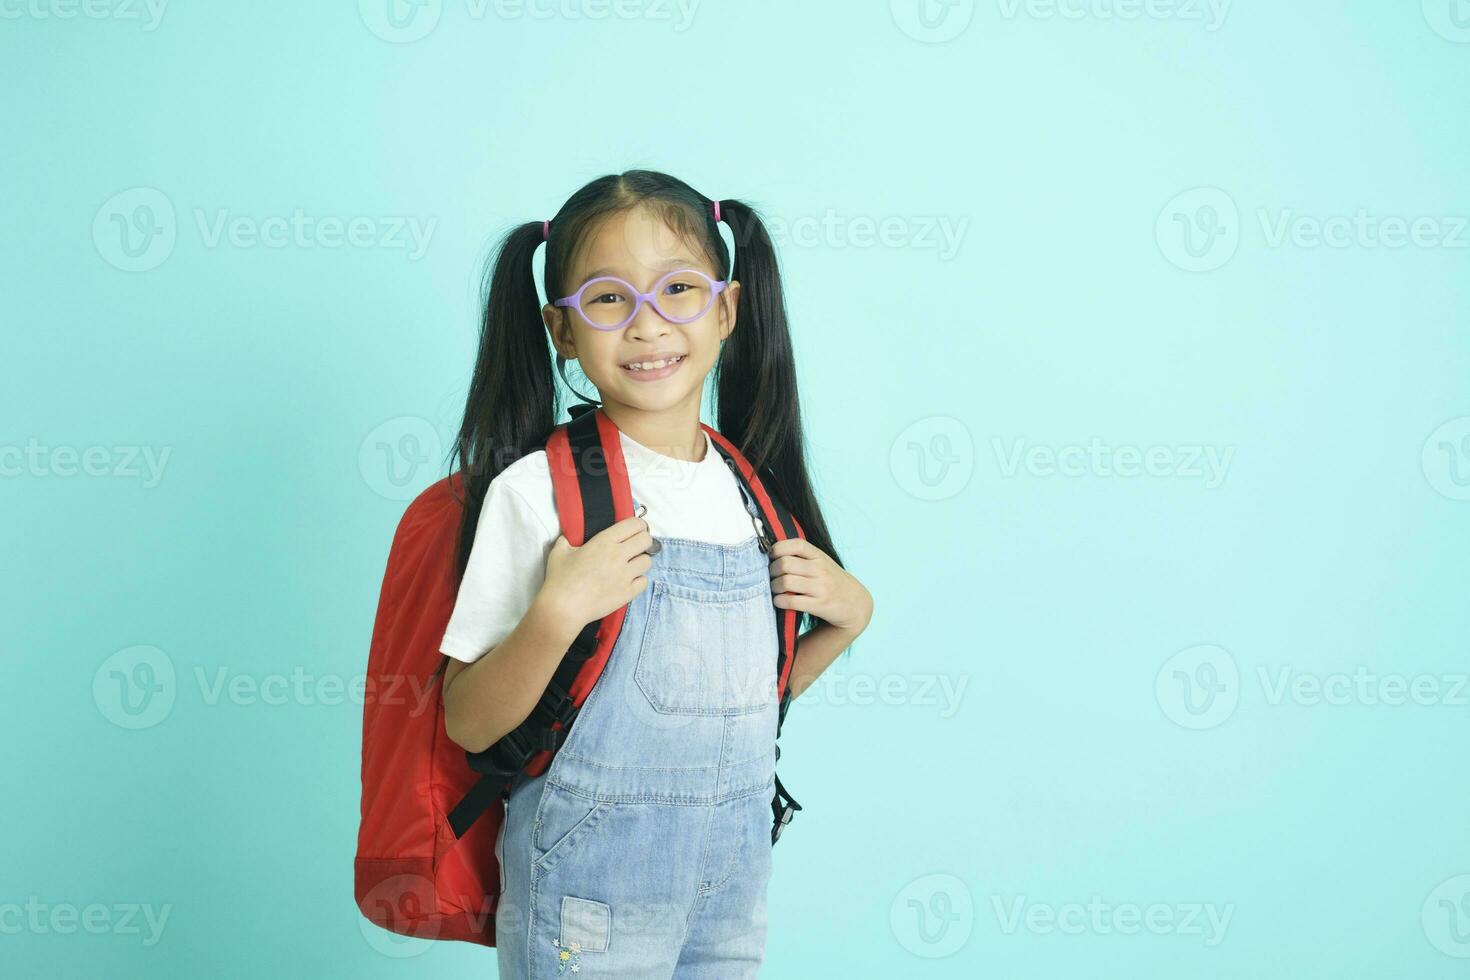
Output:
[355,405,805,947]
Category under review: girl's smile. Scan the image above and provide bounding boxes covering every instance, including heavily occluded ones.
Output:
[619,351,687,380]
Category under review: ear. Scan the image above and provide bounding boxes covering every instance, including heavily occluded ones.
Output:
[543,304,576,359]
[719,280,741,342]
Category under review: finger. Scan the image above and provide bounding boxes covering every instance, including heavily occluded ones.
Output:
[619,529,656,559]
[767,554,815,576]
[767,538,818,559]
[772,573,819,596]
[772,592,815,612]
[604,514,651,542]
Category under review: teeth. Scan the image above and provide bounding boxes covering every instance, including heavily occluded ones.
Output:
[625,355,683,371]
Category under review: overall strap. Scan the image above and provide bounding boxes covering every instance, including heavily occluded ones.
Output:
[700,424,808,843]
[700,425,806,729]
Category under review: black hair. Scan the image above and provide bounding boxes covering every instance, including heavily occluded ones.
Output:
[445,169,849,641]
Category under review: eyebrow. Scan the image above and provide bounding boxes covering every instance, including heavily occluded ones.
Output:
[582,257,702,280]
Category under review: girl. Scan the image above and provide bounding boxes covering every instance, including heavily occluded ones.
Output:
[437,170,873,978]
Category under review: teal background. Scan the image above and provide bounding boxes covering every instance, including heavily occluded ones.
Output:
[5,1,1470,976]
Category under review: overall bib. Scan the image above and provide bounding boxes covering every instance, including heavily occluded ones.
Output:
[495,522,779,979]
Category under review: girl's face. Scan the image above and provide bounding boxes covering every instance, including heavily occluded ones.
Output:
[543,205,740,419]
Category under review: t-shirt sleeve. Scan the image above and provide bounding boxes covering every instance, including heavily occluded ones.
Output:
[439,476,559,664]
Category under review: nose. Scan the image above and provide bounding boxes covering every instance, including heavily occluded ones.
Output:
[626,296,672,341]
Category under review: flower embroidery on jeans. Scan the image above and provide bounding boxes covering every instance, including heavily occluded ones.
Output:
[553,937,582,974]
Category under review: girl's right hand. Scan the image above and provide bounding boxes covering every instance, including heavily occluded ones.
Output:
[539,514,655,628]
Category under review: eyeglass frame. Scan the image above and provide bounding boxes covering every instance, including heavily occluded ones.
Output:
[551,268,729,332]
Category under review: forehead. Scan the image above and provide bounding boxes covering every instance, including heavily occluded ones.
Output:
[567,205,714,282]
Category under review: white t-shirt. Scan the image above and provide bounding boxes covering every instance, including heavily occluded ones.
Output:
[439,427,761,664]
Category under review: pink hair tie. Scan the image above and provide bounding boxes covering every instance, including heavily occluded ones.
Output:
[712,200,721,223]
[542,220,550,241]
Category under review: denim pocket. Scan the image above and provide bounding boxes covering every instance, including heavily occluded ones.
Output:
[634,579,777,716]
[532,782,610,874]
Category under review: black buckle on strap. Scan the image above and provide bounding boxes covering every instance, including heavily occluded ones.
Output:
[771,772,802,845]
[465,732,528,779]
[545,679,579,726]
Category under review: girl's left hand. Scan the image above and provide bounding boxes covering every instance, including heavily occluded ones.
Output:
[767,539,873,634]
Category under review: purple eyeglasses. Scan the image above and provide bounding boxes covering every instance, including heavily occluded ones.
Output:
[553,269,728,331]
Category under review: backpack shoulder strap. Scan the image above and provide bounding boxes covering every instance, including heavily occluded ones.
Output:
[447,407,635,838]
[541,405,637,712]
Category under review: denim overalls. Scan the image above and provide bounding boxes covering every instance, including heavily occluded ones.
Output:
[494,513,779,978]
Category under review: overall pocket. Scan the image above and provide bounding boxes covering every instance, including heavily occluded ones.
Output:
[634,579,777,716]
[532,781,611,875]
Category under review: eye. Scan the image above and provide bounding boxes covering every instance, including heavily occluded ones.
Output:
[662,275,704,295]
[588,291,626,305]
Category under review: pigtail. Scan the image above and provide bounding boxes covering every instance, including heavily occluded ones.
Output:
[448,220,559,581]
[713,199,852,648]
